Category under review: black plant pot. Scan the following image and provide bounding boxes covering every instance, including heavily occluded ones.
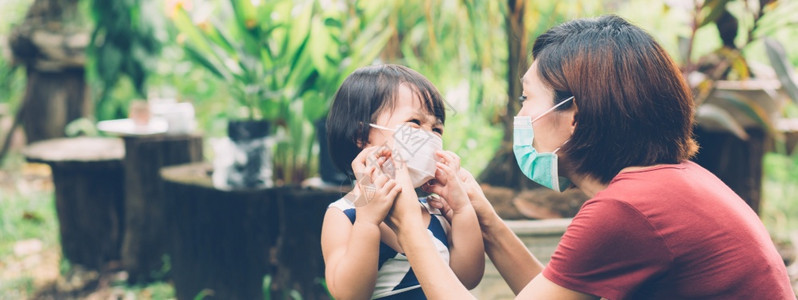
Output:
[315,117,351,185]
[228,119,271,141]
[220,119,272,188]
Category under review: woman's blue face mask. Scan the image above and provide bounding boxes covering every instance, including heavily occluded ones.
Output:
[512,96,574,192]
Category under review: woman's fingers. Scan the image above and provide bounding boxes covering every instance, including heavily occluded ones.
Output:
[436,161,457,177]
[428,195,454,222]
[436,150,461,170]
[425,181,446,196]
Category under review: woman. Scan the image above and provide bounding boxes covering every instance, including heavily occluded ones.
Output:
[377,15,793,299]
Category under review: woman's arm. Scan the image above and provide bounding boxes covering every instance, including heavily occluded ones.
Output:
[475,191,545,294]
[392,185,476,299]
[387,154,476,299]
[456,169,545,294]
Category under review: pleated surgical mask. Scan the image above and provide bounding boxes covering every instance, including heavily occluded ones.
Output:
[369,123,442,187]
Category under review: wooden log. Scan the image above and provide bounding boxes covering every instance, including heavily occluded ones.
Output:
[272,187,345,300]
[160,162,280,300]
[120,134,203,284]
[22,137,124,270]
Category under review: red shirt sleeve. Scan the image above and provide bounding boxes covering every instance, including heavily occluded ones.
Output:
[542,198,674,300]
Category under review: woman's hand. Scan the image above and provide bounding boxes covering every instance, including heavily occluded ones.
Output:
[385,150,423,235]
[424,151,471,215]
[351,146,402,226]
[454,167,495,221]
[425,155,496,228]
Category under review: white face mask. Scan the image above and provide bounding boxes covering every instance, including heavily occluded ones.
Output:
[369,123,442,187]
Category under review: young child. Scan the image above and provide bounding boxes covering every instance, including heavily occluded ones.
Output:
[321,64,484,299]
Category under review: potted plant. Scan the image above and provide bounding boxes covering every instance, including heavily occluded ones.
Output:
[170,0,392,298]
[172,0,392,188]
[675,0,797,213]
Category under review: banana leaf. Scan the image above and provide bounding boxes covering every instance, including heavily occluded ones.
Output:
[696,103,750,140]
[764,38,798,103]
[714,90,780,138]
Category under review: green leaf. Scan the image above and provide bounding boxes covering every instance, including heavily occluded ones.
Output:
[764,38,798,103]
[699,0,733,28]
[286,1,314,60]
[173,9,215,57]
[696,103,750,140]
[347,23,393,71]
[184,45,229,81]
[308,16,333,76]
[714,90,779,137]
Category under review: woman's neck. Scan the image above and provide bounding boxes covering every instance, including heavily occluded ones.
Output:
[571,175,607,198]
[569,164,667,197]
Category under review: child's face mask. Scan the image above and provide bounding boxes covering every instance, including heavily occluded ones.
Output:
[369,123,442,187]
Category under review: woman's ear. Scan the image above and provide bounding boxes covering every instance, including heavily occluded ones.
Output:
[568,101,578,134]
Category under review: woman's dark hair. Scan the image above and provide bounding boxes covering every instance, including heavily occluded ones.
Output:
[532,15,699,184]
[326,64,446,176]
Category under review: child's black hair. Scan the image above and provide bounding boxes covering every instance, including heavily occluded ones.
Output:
[326,64,447,176]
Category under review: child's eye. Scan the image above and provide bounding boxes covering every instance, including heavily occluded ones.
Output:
[433,127,443,135]
[519,95,528,102]
[407,119,422,126]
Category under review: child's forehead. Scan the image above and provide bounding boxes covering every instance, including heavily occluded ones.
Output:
[386,95,442,124]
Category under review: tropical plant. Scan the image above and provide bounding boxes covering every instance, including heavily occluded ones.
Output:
[170,0,392,184]
[678,0,798,139]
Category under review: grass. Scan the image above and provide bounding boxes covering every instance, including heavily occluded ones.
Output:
[0,153,177,299]
[761,150,798,241]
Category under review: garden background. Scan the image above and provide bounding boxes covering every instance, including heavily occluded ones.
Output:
[1,0,797,299]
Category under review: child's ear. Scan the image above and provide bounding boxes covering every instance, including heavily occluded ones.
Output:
[355,122,367,148]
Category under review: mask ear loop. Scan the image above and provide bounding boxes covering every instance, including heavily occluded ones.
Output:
[532,96,575,123]
[369,123,395,131]
[536,96,574,153]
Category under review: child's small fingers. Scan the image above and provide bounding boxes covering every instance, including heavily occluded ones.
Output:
[381,179,396,193]
[385,182,401,200]
[373,173,390,187]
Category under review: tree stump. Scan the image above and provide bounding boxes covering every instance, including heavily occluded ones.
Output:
[22,137,124,270]
[272,187,345,300]
[120,134,203,284]
[161,162,280,300]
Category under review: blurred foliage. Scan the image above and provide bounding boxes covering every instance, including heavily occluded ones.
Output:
[674,0,797,140]
[0,46,25,110]
[88,0,163,120]
[0,0,34,34]
[378,0,603,173]
[762,150,798,239]
[0,0,32,111]
[172,0,393,184]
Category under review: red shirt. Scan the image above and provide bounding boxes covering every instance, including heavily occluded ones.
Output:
[543,161,793,299]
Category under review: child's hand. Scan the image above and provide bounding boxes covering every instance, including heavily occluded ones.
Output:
[423,151,471,214]
[351,146,402,226]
